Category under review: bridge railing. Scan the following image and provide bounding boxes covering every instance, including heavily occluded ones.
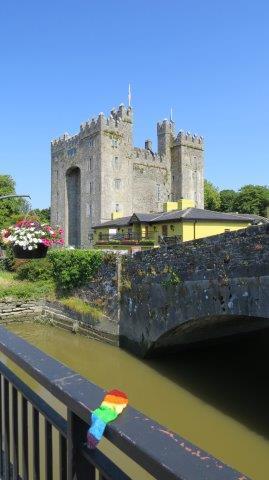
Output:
[0,326,248,480]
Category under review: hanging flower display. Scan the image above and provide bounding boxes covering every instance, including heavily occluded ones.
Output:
[1,220,64,258]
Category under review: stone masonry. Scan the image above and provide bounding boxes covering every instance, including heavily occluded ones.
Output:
[120,224,269,356]
[51,105,204,247]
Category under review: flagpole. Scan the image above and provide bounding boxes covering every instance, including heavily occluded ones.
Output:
[128,84,131,107]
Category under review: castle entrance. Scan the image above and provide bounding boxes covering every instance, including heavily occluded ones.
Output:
[66,166,81,246]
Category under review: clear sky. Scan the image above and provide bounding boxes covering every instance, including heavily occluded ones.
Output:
[0,0,268,208]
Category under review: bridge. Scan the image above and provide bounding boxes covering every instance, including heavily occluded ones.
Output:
[120,224,269,357]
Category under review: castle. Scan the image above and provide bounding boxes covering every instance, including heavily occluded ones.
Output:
[51,104,204,246]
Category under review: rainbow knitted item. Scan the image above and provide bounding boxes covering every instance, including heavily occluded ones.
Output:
[87,389,128,449]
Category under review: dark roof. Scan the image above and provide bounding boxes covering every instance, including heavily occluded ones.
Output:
[129,212,158,223]
[93,216,131,229]
[93,208,268,229]
[147,208,268,223]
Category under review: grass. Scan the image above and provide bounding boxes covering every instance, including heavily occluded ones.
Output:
[0,270,55,300]
[0,271,103,321]
[59,297,103,320]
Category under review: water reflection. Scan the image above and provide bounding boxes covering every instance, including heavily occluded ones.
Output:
[148,329,269,440]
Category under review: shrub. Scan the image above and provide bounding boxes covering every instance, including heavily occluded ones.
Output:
[2,246,15,271]
[48,249,103,292]
[139,240,155,246]
[16,258,53,281]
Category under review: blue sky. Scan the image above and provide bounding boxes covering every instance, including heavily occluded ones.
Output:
[0,0,268,208]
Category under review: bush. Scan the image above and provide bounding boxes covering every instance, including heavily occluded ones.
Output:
[48,249,103,292]
[140,240,155,246]
[2,246,15,271]
[16,258,53,281]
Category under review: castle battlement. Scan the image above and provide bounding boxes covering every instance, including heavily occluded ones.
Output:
[52,105,133,148]
[134,147,168,166]
[157,119,173,135]
[174,130,204,149]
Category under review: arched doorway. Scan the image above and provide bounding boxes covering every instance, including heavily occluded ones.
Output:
[66,167,81,246]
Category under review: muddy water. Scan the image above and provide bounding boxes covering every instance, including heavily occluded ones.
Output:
[5,322,269,480]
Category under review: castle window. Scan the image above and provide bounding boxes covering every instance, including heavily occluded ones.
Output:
[89,182,92,194]
[115,204,120,212]
[113,156,119,169]
[112,138,118,148]
[157,184,161,201]
[89,138,95,147]
[114,178,121,190]
[67,147,76,157]
[89,157,92,170]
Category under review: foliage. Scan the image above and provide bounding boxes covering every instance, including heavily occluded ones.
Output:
[204,180,221,211]
[206,181,269,217]
[15,258,53,281]
[0,270,55,299]
[233,185,269,216]
[140,240,155,246]
[1,220,64,251]
[162,270,182,287]
[48,249,103,292]
[60,297,103,320]
[2,245,15,271]
[29,208,51,224]
[219,189,238,212]
[0,175,30,230]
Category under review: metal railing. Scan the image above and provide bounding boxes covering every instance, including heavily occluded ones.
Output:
[0,326,248,480]
[97,233,153,242]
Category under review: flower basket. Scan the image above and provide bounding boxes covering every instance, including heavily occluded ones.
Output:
[1,220,64,258]
[12,243,48,259]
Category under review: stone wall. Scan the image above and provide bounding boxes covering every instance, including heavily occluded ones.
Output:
[74,255,119,323]
[0,299,41,322]
[123,224,269,283]
[120,224,269,356]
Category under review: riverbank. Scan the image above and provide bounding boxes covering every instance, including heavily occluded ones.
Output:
[0,270,119,344]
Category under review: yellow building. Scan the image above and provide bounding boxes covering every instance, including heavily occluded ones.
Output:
[93,199,268,246]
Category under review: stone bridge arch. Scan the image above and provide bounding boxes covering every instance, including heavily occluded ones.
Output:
[66,166,81,247]
[119,224,269,357]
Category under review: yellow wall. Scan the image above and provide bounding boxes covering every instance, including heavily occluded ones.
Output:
[163,199,195,212]
[94,219,251,244]
[111,211,123,220]
[149,222,183,243]
[93,227,109,242]
[182,221,251,241]
[177,199,195,210]
[163,202,178,212]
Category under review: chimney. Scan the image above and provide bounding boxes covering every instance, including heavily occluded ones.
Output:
[145,139,152,151]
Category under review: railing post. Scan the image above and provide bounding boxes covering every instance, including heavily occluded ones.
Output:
[67,410,95,480]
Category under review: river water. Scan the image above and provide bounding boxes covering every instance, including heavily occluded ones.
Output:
[5,322,269,479]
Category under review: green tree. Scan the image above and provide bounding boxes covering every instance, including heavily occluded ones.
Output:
[204,180,221,211]
[233,185,269,216]
[0,175,30,229]
[219,189,238,212]
[29,208,51,224]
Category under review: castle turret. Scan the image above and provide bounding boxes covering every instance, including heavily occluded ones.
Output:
[171,130,204,208]
[157,119,173,157]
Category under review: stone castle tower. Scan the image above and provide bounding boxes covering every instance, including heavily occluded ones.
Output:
[51,104,204,246]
